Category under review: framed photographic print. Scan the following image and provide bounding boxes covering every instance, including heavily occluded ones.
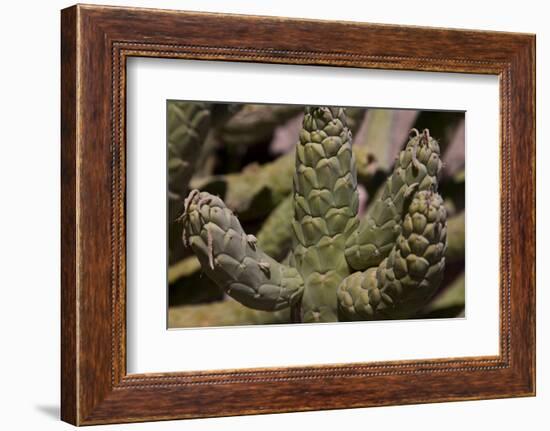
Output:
[61,4,535,425]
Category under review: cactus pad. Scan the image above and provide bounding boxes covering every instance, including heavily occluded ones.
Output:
[180,190,304,311]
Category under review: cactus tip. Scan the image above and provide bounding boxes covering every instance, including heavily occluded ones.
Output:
[246,234,258,249]
[409,128,420,138]
[421,128,432,146]
[206,225,215,269]
[411,139,422,171]
[422,128,431,140]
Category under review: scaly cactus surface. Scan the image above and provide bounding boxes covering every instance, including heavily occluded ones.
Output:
[255,195,294,261]
[193,144,379,222]
[290,107,359,322]
[180,107,448,322]
[337,190,447,320]
[168,102,212,212]
[181,191,304,311]
[345,128,443,270]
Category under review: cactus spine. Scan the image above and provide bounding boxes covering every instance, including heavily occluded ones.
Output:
[181,107,447,322]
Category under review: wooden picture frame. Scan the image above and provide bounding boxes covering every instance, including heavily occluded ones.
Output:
[61,4,535,425]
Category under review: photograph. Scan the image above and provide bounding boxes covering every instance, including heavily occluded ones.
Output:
[167,102,466,328]
[1,0,542,428]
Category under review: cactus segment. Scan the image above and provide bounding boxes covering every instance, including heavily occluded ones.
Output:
[194,143,380,223]
[167,102,214,264]
[221,104,303,147]
[194,151,296,221]
[345,129,443,271]
[256,195,294,260]
[353,109,419,172]
[337,190,447,320]
[445,210,465,264]
[181,190,304,311]
[168,102,212,211]
[292,107,359,322]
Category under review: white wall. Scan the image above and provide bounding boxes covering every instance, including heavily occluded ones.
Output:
[0,0,546,429]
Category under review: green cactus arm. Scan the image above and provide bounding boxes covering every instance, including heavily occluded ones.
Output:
[445,210,464,263]
[169,207,464,289]
[168,255,202,285]
[181,190,304,311]
[255,194,294,260]
[341,107,367,134]
[293,107,359,323]
[221,104,303,147]
[338,190,447,320]
[167,102,214,263]
[353,109,419,172]
[193,142,379,223]
[345,129,443,271]
[250,146,380,262]
[167,102,212,206]
[420,272,465,319]
[192,151,295,222]
[168,103,239,205]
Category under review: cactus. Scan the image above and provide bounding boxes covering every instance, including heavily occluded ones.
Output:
[192,151,295,221]
[221,104,304,147]
[180,107,448,322]
[255,195,295,260]
[168,102,213,217]
[167,102,213,263]
[420,272,465,319]
[345,128,443,270]
[337,190,447,320]
[192,145,379,222]
[168,101,241,263]
[168,101,240,215]
[353,108,419,172]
